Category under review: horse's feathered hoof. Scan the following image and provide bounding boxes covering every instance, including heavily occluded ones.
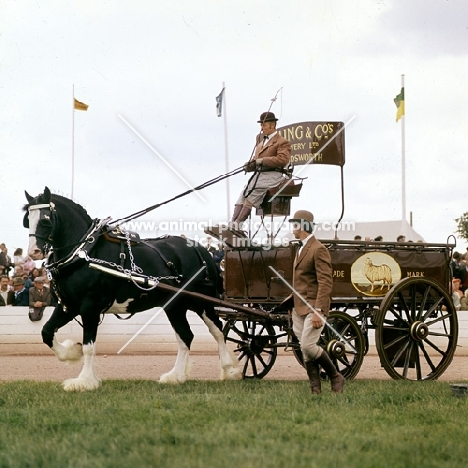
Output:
[62,376,101,392]
[159,371,187,384]
[54,339,83,363]
[221,366,243,381]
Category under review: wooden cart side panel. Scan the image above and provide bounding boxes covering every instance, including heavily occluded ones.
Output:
[224,242,452,304]
[330,248,450,298]
[224,247,297,301]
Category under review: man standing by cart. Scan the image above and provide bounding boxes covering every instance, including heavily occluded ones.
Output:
[286,210,345,394]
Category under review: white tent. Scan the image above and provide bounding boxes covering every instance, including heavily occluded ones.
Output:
[318,219,426,242]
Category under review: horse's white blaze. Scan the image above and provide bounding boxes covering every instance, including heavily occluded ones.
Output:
[107,299,134,314]
[62,343,101,392]
[159,333,190,384]
[202,312,242,381]
[27,208,43,260]
[52,337,83,362]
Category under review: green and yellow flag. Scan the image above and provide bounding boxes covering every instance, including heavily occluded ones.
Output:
[74,98,89,111]
[394,87,404,122]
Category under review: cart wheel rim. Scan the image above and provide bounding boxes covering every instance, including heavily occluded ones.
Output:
[375,276,458,381]
[222,319,277,380]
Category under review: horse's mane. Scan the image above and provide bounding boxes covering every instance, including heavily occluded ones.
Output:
[24,191,93,224]
[53,194,93,223]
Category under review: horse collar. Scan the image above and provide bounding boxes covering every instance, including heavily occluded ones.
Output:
[45,218,109,277]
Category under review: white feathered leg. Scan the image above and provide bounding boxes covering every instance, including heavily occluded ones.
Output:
[51,337,83,363]
[159,334,191,384]
[202,312,242,381]
[62,343,101,392]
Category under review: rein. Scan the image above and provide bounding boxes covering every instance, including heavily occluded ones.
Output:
[107,166,245,230]
[101,88,283,230]
[27,165,244,262]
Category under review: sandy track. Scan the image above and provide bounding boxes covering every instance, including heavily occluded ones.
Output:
[1,351,466,383]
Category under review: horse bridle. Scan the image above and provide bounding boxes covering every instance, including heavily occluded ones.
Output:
[27,202,58,254]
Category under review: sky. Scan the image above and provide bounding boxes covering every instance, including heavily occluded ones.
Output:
[1,0,468,256]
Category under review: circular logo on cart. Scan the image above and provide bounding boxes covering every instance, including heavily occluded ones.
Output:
[351,252,401,297]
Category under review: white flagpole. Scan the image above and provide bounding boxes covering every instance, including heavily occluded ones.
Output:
[401,74,406,222]
[222,82,230,220]
[72,84,75,199]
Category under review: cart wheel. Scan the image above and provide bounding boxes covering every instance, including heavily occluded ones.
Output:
[290,311,365,380]
[223,320,277,379]
[319,311,365,380]
[375,277,458,380]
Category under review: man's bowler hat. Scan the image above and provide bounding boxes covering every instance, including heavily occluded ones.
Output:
[289,210,314,224]
[258,112,278,123]
[289,210,315,233]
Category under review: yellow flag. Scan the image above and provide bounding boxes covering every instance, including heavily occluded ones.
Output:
[74,98,89,111]
[394,88,404,122]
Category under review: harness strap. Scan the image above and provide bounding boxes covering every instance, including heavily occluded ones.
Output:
[119,240,126,267]
[140,240,183,282]
[191,245,209,282]
[46,217,111,275]
[113,312,138,321]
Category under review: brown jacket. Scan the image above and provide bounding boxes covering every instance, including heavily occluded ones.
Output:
[29,286,52,307]
[291,236,333,316]
[253,132,291,168]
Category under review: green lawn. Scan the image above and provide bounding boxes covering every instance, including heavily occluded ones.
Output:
[0,379,467,468]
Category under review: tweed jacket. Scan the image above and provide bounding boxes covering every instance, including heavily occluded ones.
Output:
[253,132,291,169]
[29,286,52,307]
[290,236,333,316]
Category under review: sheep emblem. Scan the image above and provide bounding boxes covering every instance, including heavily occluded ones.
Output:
[363,257,392,292]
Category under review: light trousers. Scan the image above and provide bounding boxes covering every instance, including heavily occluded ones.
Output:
[292,308,324,362]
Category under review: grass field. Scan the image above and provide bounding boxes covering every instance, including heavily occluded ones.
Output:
[0,379,467,468]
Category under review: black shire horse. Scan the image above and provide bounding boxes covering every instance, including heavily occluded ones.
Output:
[24,187,240,391]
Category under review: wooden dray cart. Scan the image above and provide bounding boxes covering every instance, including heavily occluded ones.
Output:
[210,121,458,381]
[218,239,457,381]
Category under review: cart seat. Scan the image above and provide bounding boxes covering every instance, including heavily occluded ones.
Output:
[256,179,303,217]
[266,179,302,197]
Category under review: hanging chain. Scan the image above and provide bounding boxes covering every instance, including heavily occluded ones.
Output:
[125,230,142,274]
[78,247,181,291]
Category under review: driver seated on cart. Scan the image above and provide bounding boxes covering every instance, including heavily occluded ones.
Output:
[284,209,345,394]
[205,112,292,240]
[230,111,292,232]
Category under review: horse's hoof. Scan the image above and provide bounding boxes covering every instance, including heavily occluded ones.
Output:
[221,367,243,381]
[62,377,101,392]
[159,371,186,384]
[55,339,83,363]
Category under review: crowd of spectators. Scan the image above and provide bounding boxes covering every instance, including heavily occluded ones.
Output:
[202,236,224,272]
[0,243,56,321]
[451,251,468,310]
[353,234,421,243]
